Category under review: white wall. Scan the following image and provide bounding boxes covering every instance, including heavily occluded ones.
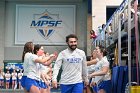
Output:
[0,1,5,68]
[92,0,124,33]
[3,0,88,61]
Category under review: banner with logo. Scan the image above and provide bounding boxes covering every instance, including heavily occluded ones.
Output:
[15,5,76,45]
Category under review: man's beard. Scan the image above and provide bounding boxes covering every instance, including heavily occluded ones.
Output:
[68,45,77,51]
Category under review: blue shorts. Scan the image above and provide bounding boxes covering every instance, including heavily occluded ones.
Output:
[60,82,83,93]
[40,81,47,89]
[25,77,41,92]
[97,80,112,93]
[6,80,10,83]
[0,79,4,81]
[83,82,86,89]
[12,80,17,82]
[21,76,27,88]
[18,79,21,82]
[92,85,98,93]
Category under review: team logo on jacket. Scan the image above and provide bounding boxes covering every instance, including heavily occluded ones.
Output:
[30,10,62,39]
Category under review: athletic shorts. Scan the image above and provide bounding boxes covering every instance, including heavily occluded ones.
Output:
[18,79,21,82]
[0,79,4,81]
[60,82,83,93]
[92,85,98,93]
[97,80,112,93]
[25,77,41,92]
[6,80,10,83]
[12,79,17,82]
[21,76,27,88]
[40,81,47,89]
[83,82,86,89]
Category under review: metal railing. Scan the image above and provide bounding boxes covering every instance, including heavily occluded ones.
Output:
[93,0,139,92]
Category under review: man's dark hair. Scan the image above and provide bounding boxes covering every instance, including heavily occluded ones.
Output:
[66,34,78,42]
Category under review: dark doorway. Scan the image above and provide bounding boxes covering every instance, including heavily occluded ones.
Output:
[88,0,92,14]
[106,7,118,22]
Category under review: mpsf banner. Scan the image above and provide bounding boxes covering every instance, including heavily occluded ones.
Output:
[15,5,76,45]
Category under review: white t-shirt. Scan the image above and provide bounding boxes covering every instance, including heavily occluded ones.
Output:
[52,48,88,84]
[37,56,51,82]
[12,72,17,80]
[0,72,5,79]
[38,56,50,74]
[88,65,96,74]
[26,54,41,81]
[88,58,99,74]
[23,52,32,76]
[94,56,111,84]
[5,73,11,80]
[18,72,23,80]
